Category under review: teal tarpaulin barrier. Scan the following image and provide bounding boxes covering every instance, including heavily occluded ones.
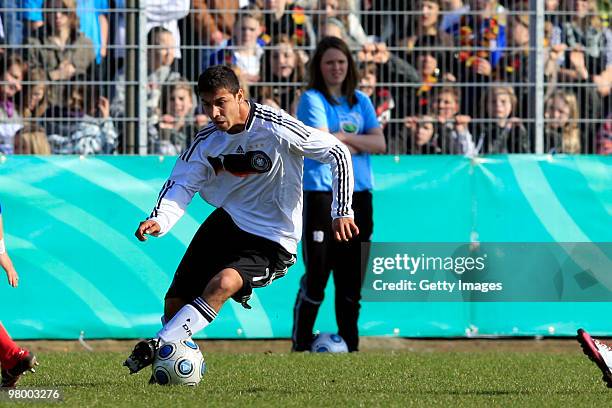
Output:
[0,155,610,339]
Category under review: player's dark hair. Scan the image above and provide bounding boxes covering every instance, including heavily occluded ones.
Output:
[197,65,241,96]
[307,36,358,107]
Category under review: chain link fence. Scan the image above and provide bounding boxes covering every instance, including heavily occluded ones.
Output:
[0,0,610,155]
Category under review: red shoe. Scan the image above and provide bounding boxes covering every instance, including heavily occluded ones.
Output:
[577,329,612,388]
[1,349,38,388]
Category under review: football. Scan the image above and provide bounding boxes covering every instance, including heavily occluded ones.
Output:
[310,333,349,353]
[152,339,207,386]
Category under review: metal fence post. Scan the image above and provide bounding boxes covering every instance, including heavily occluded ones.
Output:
[125,0,137,154]
[529,0,545,154]
[138,0,148,155]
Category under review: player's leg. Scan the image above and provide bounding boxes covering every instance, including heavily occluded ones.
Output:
[577,328,612,387]
[332,191,373,352]
[0,322,37,388]
[124,210,229,374]
[157,268,243,342]
[163,297,186,321]
[292,192,334,351]
[0,322,21,366]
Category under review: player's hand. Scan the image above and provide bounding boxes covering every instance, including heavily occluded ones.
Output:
[135,220,161,241]
[5,268,18,288]
[332,217,359,242]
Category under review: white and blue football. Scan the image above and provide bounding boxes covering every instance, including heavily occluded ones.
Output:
[152,338,207,386]
[311,333,349,353]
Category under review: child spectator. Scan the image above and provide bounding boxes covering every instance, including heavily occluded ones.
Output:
[544,89,581,153]
[16,67,48,126]
[255,35,305,115]
[111,27,181,141]
[560,0,612,97]
[403,113,442,154]
[407,35,455,117]
[402,0,453,52]
[209,5,265,83]
[25,0,95,107]
[359,62,394,130]
[495,11,530,120]
[312,0,370,46]
[13,124,51,155]
[46,80,118,154]
[475,86,530,153]
[0,54,25,155]
[434,86,475,155]
[259,0,316,53]
[153,79,196,155]
[597,114,612,154]
[453,0,507,119]
[356,41,421,152]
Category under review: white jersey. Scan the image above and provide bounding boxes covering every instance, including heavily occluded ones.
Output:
[148,102,354,254]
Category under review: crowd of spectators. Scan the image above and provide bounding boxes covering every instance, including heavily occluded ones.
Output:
[0,0,610,155]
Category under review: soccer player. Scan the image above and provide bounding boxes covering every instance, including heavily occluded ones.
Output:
[0,203,38,387]
[124,65,357,374]
[577,328,612,388]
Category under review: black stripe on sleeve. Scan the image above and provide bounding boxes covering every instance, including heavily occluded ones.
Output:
[254,108,309,141]
[333,145,352,216]
[329,145,349,217]
[149,180,176,219]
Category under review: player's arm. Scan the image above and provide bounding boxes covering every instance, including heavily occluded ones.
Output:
[279,116,359,241]
[0,215,18,287]
[135,157,210,241]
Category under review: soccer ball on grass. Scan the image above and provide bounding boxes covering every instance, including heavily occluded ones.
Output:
[152,339,206,386]
[311,333,349,353]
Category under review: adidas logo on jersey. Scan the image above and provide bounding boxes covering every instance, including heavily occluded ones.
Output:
[236,145,245,154]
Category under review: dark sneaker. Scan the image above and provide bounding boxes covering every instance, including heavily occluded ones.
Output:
[577,328,612,388]
[1,350,38,388]
[291,334,315,352]
[123,339,159,374]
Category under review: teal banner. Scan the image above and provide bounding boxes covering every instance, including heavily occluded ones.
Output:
[0,155,610,339]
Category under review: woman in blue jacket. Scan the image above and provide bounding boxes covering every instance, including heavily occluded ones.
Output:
[292,36,385,352]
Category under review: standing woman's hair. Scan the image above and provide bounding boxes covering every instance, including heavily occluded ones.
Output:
[307,36,359,106]
[44,0,80,42]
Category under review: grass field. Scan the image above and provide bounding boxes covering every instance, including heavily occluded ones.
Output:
[2,339,611,407]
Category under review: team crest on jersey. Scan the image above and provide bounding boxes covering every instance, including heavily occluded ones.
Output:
[207,150,272,177]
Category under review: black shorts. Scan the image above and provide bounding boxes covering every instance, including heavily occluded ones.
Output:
[165,208,296,308]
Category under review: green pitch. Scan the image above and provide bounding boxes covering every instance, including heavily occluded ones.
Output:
[2,350,611,407]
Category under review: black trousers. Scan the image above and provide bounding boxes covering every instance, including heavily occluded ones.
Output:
[292,191,373,352]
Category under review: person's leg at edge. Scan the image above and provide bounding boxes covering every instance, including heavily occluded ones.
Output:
[0,322,37,387]
[292,192,334,351]
[334,191,373,352]
[0,323,21,369]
